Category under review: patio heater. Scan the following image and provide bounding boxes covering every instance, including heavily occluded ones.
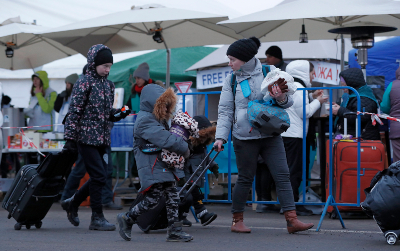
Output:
[329,21,397,80]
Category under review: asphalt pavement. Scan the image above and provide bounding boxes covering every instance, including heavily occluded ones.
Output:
[0,203,395,251]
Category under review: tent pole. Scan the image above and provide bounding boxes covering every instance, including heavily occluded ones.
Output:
[163,40,170,88]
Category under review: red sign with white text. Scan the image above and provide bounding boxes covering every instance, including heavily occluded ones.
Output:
[310,61,340,85]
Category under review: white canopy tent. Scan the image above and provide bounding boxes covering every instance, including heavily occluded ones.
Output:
[0,19,78,70]
[217,0,400,71]
[218,0,400,41]
[39,5,242,86]
[186,39,352,71]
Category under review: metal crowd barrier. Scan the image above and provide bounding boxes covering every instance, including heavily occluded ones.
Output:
[178,86,362,231]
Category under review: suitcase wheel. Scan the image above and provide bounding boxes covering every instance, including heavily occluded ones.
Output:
[386,233,397,245]
[26,224,31,229]
[35,222,42,229]
[14,223,22,230]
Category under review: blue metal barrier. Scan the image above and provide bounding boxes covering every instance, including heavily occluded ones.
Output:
[178,86,362,231]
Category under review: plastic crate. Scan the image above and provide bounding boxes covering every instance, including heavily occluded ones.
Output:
[110,115,136,148]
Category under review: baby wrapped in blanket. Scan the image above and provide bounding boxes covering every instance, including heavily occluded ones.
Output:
[260,68,297,104]
[161,111,199,169]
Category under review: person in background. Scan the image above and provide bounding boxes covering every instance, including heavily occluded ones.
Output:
[125,62,164,113]
[23,71,57,164]
[0,94,20,178]
[54,73,79,132]
[331,68,380,140]
[61,44,130,231]
[265,45,288,71]
[214,36,314,234]
[380,66,400,162]
[282,60,327,216]
[24,71,57,132]
[60,66,122,210]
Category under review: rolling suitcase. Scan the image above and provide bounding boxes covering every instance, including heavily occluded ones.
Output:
[325,112,385,215]
[131,146,222,233]
[2,150,77,230]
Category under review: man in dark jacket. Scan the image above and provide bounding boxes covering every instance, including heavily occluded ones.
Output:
[265,45,287,71]
[331,68,380,140]
[61,44,130,231]
[117,84,193,242]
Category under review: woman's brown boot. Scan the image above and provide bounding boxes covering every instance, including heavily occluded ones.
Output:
[231,212,251,233]
[284,210,314,233]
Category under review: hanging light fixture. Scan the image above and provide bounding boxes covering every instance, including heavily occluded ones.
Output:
[299,19,308,43]
[152,31,164,43]
[5,47,14,58]
[5,42,16,58]
[149,25,164,44]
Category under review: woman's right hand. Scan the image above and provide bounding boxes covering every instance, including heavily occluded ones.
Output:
[317,94,328,104]
[214,139,224,152]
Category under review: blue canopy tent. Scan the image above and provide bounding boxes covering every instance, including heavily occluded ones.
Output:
[348,36,400,89]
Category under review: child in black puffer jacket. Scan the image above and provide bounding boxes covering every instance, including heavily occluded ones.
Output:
[179,115,219,227]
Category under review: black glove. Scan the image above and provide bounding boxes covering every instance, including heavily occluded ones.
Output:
[209,163,219,178]
[111,107,131,121]
[177,178,186,188]
[120,107,131,119]
[63,140,78,153]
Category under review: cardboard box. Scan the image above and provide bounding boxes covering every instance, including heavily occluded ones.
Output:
[22,131,41,149]
[49,141,59,149]
[8,134,22,149]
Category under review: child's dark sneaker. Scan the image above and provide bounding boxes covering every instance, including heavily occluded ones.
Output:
[117,212,135,241]
[166,222,193,242]
[197,210,217,226]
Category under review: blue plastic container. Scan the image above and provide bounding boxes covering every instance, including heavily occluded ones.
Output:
[110,114,136,147]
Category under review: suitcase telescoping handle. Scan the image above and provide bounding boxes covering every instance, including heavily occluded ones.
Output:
[178,145,224,197]
[343,112,358,138]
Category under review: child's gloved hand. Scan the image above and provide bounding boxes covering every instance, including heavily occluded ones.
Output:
[63,140,78,153]
[177,178,186,188]
[210,164,219,178]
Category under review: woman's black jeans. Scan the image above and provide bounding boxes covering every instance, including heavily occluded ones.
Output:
[231,136,295,213]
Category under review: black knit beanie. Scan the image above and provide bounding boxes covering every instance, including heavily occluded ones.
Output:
[194,115,212,130]
[226,36,261,62]
[265,46,282,60]
[94,49,113,67]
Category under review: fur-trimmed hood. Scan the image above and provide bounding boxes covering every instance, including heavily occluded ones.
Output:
[140,84,178,121]
[191,126,216,147]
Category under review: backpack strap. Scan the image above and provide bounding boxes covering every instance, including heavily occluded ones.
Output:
[262,65,270,77]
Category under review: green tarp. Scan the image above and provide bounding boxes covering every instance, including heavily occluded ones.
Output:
[108,46,217,105]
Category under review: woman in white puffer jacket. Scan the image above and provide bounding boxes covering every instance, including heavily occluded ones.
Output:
[282,60,327,216]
